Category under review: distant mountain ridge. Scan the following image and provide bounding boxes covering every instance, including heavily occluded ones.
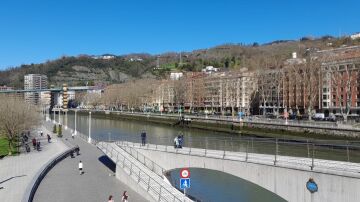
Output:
[1,35,359,89]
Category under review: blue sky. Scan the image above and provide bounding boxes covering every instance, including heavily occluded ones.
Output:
[0,0,359,69]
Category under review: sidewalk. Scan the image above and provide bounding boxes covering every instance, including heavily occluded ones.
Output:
[33,121,147,202]
[0,124,68,202]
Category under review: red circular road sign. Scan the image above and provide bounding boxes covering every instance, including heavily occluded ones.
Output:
[180,168,190,178]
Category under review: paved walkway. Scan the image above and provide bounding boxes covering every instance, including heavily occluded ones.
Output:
[0,124,68,202]
[33,121,147,202]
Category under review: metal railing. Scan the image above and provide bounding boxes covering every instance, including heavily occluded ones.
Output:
[97,142,188,202]
[72,109,359,131]
[116,142,165,178]
[117,140,360,177]
[112,135,360,175]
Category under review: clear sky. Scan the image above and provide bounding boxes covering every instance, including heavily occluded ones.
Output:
[0,0,359,69]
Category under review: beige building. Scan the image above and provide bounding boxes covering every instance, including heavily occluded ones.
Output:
[24,74,48,105]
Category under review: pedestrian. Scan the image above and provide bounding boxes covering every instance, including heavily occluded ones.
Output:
[174,136,179,148]
[75,146,80,156]
[40,130,43,136]
[79,160,83,175]
[72,132,75,139]
[177,135,183,148]
[47,134,51,143]
[121,191,128,202]
[36,141,41,151]
[32,138,36,149]
[108,195,114,202]
[141,130,146,146]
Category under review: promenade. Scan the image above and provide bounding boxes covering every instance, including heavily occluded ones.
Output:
[0,125,68,202]
[33,121,146,202]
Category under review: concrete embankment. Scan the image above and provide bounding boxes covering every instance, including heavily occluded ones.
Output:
[72,110,360,139]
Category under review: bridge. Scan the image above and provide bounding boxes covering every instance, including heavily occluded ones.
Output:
[0,86,92,94]
[96,139,360,202]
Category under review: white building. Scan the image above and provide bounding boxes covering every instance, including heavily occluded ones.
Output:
[24,74,48,105]
[170,72,183,80]
[350,32,360,40]
[202,66,219,74]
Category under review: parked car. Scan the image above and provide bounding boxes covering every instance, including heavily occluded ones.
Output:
[312,113,325,121]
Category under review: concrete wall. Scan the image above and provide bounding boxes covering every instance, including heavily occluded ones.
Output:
[115,166,154,202]
[136,148,360,202]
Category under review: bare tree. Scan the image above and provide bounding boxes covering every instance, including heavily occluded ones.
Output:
[257,70,274,116]
[327,63,357,122]
[0,95,41,155]
[303,57,321,120]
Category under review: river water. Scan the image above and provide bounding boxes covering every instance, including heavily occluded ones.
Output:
[54,112,358,202]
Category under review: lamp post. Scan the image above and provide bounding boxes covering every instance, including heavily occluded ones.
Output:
[53,108,56,124]
[74,109,77,135]
[64,110,68,130]
[58,108,61,125]
[88,111,92,143]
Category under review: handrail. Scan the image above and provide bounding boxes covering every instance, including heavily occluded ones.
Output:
[116,141,165,178]
[97,142,187,202]
[118,140,360,177]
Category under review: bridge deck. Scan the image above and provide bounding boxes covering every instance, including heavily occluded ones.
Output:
[98,142,192,202]
[117,141,360,178]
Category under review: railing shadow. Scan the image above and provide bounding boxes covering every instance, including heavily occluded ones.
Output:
[98,155,116,173]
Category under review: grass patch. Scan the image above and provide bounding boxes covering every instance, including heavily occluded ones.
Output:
[0,137,18,157]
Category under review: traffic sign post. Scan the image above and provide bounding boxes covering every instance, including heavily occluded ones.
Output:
[180,168,190,178]
[180,168,191,196]
[180,178,190,196]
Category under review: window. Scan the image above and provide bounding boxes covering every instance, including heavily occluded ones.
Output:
[333,102,336,106]
[323,102,328,107]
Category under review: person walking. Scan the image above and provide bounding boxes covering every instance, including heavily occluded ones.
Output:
[40,130,43,136]
[121,191,128,202]
[32,138,37,149]
[174,136,179,148]
[47,134,51,143]
[108,195,114,202]
[78,160,83,175]
[141,130,146,146]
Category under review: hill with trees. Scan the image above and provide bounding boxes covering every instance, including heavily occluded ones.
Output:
[1,35,359,88]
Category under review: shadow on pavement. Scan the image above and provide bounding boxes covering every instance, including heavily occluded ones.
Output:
[0,175,27,184]
[98,155,116,172]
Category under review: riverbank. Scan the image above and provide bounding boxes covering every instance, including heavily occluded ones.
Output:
[70,110,360,140]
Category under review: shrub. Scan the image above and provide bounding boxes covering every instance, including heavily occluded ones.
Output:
[53,124,57,133]
[58,124,62,137]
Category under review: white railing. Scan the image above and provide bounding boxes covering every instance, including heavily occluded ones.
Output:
[97,142,189,202]
[117,141,360,178]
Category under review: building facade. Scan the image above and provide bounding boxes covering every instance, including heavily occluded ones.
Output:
[24,74,48,105]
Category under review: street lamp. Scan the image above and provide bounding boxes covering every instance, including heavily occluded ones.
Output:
[74,109,77,135]
[53,107,56,124]
[64,110,68,130]
[88,111,92,143]
[58,108,61,125]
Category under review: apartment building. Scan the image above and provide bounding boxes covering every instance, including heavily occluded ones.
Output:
[315,46,360,116]
[24,74,48,105]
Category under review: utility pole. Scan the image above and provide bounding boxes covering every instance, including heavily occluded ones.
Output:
[179,52,182,66]
[156,56,160,68]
